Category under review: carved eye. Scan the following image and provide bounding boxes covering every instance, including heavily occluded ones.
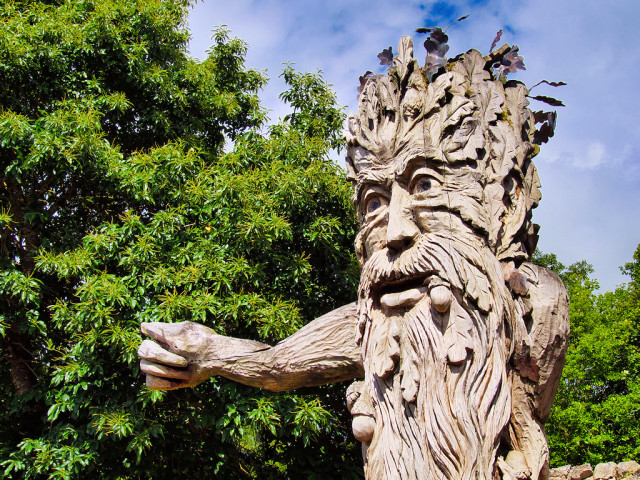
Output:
[411,177,433,195]
[365,195,387,214]
[361,188,389,218]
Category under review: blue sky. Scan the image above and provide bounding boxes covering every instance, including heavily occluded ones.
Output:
[187,0,640,292]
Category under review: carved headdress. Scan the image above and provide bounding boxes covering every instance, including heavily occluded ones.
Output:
[345,36,543,263]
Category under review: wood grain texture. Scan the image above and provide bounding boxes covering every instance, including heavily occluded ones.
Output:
[201,302,363,391]
[140,302,362,392]
[139,35,569,480]
[344,37,569,479]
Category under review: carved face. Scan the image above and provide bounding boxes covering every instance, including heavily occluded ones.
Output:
[356,158,444,309]
[351,152,513,479]
[352,137,496,321]
[347,49,541,269]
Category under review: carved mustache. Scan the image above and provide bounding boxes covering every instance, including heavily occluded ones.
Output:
[361,234,456,292]
[359,233,498,315]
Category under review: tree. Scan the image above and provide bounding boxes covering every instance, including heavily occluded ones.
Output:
[536,246,640,465]
[1,1,362,478]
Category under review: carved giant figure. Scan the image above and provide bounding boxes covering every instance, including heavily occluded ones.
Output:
[138,37,569,480]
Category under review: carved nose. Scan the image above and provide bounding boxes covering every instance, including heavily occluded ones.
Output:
[386,185,419,251]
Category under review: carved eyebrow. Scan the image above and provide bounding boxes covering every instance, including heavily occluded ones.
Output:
[409,166,445,184]
[395,156,445,181]
[355,168,391,203]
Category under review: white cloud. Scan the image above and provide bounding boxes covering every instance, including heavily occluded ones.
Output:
[585,141,606,168]
[187,0,640,291]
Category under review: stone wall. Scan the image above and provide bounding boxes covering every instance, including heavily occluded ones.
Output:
[550,461,640,480]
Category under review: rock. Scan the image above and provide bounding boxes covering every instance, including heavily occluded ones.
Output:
[569,464,593,480]
[618,461,640,477]
[593,462,617,479]
[550,465,572,480]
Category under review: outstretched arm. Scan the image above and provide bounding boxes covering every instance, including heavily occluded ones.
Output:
[138,302,363,391]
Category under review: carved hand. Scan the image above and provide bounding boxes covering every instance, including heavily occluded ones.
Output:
[138,322,222,390]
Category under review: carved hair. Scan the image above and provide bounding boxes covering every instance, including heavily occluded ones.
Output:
[345,36,542,263]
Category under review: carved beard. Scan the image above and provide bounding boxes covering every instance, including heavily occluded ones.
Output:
[356,232,513,480]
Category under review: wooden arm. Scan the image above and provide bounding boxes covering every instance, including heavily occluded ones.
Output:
[138,302,363,391]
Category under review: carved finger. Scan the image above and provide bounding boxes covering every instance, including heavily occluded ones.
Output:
[140,322,186,345]
[140,359,191,380]
[137,339,188,367]
[145,374,185,390]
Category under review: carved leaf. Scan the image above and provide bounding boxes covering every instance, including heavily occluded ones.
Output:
[371,316,401,379]
[398,36,414,65]
[504,82,532,148]
[400,356,420,403]
[443,302,473,365]
[357,71,376,93]
[378,46,394,66]
[416,27,435,34]
[449,50,490,95]
[475,75,504,125]
[490,29,503,53]
[440,95,473,132]
[395,36,415,81]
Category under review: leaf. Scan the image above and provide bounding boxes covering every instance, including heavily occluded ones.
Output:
[357,71,376,93]
[377,46,393,66]
[490,29,503,53]
[424,27,449,81]
[493,45,525,79]
[416,27,435,34]
[428,27,448,48]
[533,111,551,124]
[529,95,565,107]
[444,14,470,32]
[532,110,557,144]
[529,80,568,91]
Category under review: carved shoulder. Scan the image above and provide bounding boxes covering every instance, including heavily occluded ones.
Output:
[519,262,570,421]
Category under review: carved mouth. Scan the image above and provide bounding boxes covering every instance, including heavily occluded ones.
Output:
[374,275,428,310]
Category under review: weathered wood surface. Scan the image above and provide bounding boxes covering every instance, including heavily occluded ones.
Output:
[341,37,569,480]
[139,35,570,480]
[140,302,362,391]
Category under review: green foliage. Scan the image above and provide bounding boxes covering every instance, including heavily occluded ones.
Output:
[535,246,640,465]
[0,1,361,478]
